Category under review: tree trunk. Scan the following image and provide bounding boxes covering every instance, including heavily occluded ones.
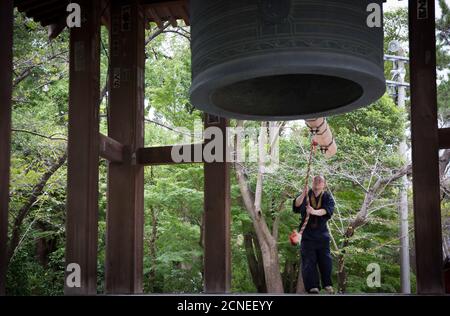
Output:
[243,227,266,292]
[282,260,300,293]
[336,227,354,293]
[7,152,67,263]
[296,262,306,294]
[148,204,158,292]
[234,120,285,293]
[34,220,57,267]
[258,239,284,293]
[337,252,348,293]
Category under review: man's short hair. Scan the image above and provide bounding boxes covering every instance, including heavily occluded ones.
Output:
[313,175,325,182]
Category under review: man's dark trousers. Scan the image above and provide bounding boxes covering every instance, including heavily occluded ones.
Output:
[300,239,333,292]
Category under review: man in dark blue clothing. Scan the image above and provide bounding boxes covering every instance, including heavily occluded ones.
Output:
[293,175,335,294]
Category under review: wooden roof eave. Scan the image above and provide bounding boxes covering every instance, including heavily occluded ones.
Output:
[14,0,190,40]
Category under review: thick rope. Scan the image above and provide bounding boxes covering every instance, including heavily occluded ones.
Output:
[299,139,317,231]
[292,138,318,246]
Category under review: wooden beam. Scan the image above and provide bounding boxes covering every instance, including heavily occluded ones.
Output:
[142,0,185,5]
[65,0,101,295]
[101,0,111,31]
[147,7,163,28]
[31,3,67,26]
[0,0,13,297]
[179,3,190,26]
[105,0,145,294]
[48,17,66,40]
[136,143,204,165]
[438,128,450,149]
[162,6,178,27]
[99,134,124,163]
[203,114,231,293]
[409,0,444,294]
[18,0,61,14]
[144,0,189,26]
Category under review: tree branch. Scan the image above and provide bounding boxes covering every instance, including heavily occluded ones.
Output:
[7,152,68,264]
[349,164,412,231]
[12,129,67,142]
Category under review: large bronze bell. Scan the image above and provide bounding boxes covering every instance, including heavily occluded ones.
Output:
[190,0,386,121]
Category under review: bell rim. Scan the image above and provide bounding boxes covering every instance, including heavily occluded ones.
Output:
[190,51,386,121]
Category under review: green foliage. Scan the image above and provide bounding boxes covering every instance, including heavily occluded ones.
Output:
[7,242,64,296]
[142,164,204,293]
[7,7,449,296]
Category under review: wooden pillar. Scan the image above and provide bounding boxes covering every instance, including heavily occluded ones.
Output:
[0,0,13,296]
[439,128,450,149]
[65,0,101,295]
[203,114,231,293]
[409,0,444,293]
[105,0,145,294]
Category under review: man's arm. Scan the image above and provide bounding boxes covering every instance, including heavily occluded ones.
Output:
[306,206,327,216]
[306,192,335,217]
[313,193,335,218]
[294,188,308,207]
[293,189,308,214]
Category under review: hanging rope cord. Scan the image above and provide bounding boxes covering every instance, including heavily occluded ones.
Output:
[297,138,318,237]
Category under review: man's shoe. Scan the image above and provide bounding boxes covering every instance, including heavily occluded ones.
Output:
[324,286,334,294]
[308,288,320,294]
